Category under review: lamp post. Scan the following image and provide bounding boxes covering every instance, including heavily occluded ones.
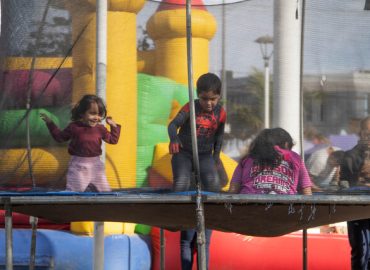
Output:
[255,35,273,128]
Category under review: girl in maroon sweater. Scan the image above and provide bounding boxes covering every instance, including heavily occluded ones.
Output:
[40,94,121,192]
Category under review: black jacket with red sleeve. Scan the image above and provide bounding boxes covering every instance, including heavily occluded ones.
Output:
[168,100,226,157]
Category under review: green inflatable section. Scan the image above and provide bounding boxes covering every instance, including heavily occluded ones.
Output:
[0,107,70,148]
[136,144,156,186]
[136,73,189,187]
[134,224,152,235]
[0,73,191,188]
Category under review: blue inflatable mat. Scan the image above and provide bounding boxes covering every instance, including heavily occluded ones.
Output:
[0,229,151,270]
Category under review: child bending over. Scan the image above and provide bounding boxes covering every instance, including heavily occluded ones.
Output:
[229,127,312,195]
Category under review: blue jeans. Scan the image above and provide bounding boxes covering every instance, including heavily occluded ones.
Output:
[347,219,370,270]
[180,229,212,270]
[171,151,220,192]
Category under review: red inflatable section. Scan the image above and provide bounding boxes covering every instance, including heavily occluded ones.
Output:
[157,0,206,11]
[2,69,71,107]
[151,228,351,270]
[148,167,172,189]
[0,210,69,230]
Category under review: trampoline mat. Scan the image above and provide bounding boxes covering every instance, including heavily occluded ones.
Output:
[1,191,369,237]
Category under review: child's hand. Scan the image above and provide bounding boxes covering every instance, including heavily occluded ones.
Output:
[40,113,52,124]
[106,116,117,127]
[169,142,180,154]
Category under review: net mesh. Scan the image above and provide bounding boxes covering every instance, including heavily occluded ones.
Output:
[0,0,369,197]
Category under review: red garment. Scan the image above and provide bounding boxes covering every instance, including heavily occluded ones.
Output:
[46,121,121,157]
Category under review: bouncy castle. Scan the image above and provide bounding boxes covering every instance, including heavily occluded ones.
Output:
[1,0,369,269]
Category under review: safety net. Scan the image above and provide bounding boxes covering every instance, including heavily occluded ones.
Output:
[0,0,369,200]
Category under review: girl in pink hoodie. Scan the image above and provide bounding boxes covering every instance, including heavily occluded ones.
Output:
[229,128,312,195]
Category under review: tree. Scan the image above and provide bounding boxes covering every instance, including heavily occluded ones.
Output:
[21,1,72,58]
[227,68,269,139]
[137,26,155,51]
[302,82,327,124]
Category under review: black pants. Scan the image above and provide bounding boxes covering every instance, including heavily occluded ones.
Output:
[171,150,220,192]
[347,219,370,270]
[172,150,219,270]
[180,229,212,270]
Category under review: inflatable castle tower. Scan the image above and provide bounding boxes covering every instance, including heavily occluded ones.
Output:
[0,0,237,204]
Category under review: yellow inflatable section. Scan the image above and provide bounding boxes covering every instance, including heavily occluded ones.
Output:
[5,57,72,70]
[71,221,137,236]
[146,8,216,86]
[0,148,69,187]
[67,0,146,188]
[151,143,238,191]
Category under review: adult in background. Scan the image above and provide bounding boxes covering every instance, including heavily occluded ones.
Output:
[340,116,370,270]
[307,148,344,190]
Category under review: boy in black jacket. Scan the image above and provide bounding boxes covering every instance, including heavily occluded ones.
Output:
[168,73,226,270]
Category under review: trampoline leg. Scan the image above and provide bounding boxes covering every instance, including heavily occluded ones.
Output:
[94,222,105,270]
[5,201,13,270]
[29,216,38,270]
[160,228,165,270]
[303,229,307,270]
[195,191,207,270]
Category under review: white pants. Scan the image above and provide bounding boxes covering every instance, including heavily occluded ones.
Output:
[66,156,111,192]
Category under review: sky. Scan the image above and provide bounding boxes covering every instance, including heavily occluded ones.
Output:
[139,0,370,77]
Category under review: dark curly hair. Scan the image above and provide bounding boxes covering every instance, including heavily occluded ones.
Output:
[71,94,107,121]
[243,127,294,168]
[196,73,222,96]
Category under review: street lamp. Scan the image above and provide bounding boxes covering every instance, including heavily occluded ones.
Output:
[255,35,273,128]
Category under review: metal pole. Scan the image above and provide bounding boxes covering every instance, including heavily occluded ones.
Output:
[5,201,13,270]
[298,0,308,269]
[303,228,308,270]
[25,0,51,188]
[255,36,273,129]
[221,0,227,113]
[160,228,165,270]
[23,3,50,264]
[264,60,270,128]
[96,0,107,100]
[299,0,306,157]
[94,0,107,269]
[94,222,105,270]
[29,216,38,270]
[185,1,207,269]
